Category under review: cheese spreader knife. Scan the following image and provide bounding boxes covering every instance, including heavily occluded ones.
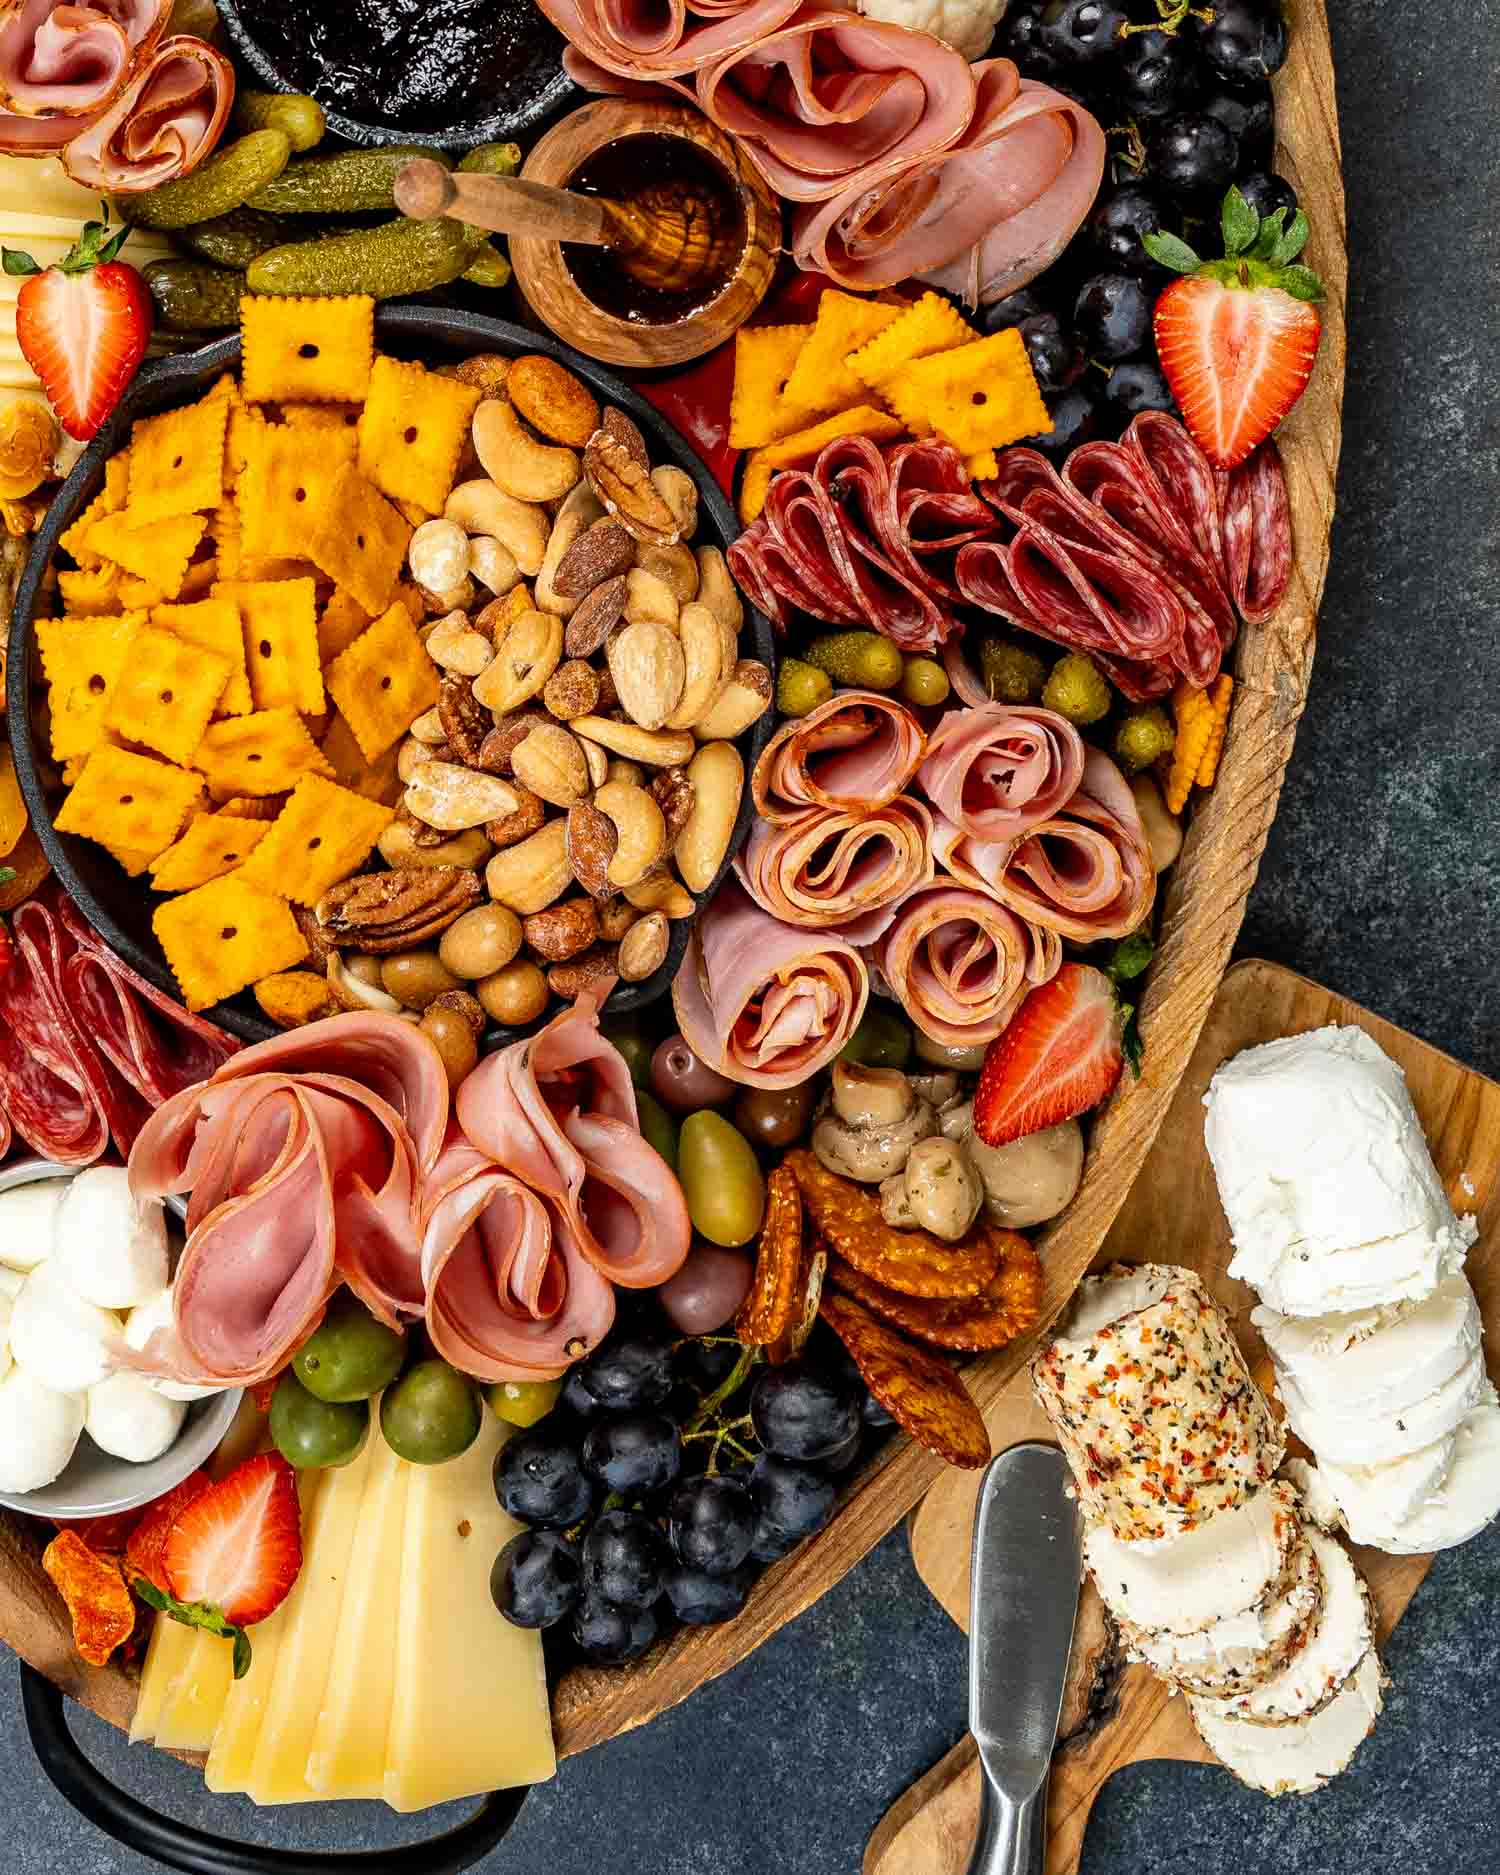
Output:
[964,1442,1084,1875]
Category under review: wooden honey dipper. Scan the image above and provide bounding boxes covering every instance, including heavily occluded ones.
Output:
[394,155,743,295]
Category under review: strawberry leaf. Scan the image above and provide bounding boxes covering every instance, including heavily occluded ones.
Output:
[1251,206,1288,260]
[1220,186,1258,257]
[132,1577,254,1678]
[1108,930,1155,984]
[1268,209,1311,267]
[1119,1002,1144,1077]
[1278,264,1326,302]
[0,869,13,890]
[1,248,40,278]
[1141,230,1201,274]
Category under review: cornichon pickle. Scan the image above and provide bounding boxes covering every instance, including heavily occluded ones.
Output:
[458,142,522,177]
[776,656,832,718]
[174,207,294,270]
[144,259,245,330]
[116,129,291,230]
[462,241,513,289]
[247,217,482,299]
[233,89,327,152]
[803,630,904,690]
[248,145,453,216]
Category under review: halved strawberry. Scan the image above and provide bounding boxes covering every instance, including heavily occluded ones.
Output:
[972,963,1125,1147]
[162,1454,302,1628]
[3,211,152,442]
[1145,185,1324,469]
[123,1469,213,1595]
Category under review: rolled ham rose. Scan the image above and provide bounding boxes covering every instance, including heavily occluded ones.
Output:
[63,33,233,189]
[917,703,1084,843]
[535,0,805,78]
[988,748,1155,942]
[874,881,1061,1049]
[673,878,870,1088]
[752,689,927,825]
[0,0,169,118]
[737,794,933,927]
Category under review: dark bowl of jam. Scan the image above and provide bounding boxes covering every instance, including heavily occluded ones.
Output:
[218,0,575,147]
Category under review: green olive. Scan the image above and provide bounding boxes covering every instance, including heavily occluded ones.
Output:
[839,1006,912,1070]
[677,1111,766,1247]
[635,1090,678,1170]
[381,1359,482,1465]
[269,1371,369,1469]
[293,1291,406,1402]
[900,656,950,709]
[601,1020,652,1089]
[439,904,522,980]
[913,1030,988,1072]
[733,1081,817,1150]
[487,1376,562,1429]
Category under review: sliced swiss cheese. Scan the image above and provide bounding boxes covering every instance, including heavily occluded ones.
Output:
[130,1613,198,1744]
[153,1627,236,1754]
[306,1415,411,1798]
[384,1411,555,1811]
[246,1430,378,1805]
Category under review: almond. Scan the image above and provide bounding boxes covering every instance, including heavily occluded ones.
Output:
[617,910,669,983]
[508,354,600,447]
[555,519,635,600]
[523,896,599,963]
[547,946,620,1002]
[564,573,628,659]
[566,801,617,899]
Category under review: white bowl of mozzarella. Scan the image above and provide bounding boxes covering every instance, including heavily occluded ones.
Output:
[0,1159,241,1518]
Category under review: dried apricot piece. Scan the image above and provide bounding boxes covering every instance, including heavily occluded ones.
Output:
[42,1530,137,1666]
[819,1292,991,1470]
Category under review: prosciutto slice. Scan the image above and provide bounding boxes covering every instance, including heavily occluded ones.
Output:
[673,878,870,1088]
[454,985,690,1292]
[419,1133,617,1382]
[873,880,1060,1049]
[1218,441,1292,625]
[752,689,927,824]
[917,703,1084,842]
[0,0,168,117]
[795,65,1105,298]
[61,33,231,189]
[737,794,933,927]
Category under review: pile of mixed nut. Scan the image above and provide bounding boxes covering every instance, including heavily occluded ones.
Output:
[311,351,772,1056]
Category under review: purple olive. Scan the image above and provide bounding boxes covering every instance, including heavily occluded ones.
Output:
[651,1035,739,1115]
[657,1243,753,1335]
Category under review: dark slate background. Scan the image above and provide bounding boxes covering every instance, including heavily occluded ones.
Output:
[5,0,1499,1867]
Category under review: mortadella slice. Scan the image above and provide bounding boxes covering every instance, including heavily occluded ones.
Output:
[872,881,1060,1049]
[752,690,927,825]
[916,702,1084,842]
[989,748,1155,941]
[735,795,934,927]
[62,33,234,190]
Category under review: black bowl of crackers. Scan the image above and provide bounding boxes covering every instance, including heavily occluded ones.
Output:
[7,300,776,1048]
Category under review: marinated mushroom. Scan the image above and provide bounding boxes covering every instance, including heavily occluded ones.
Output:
[812,1065,937,1185]
[901,1136,983,1243]
[944,1104,1086,1227]
[907,1070,962,1112]
[830,1060,914,1128]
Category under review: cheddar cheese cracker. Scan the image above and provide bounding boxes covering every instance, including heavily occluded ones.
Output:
[55,744,203,860]
[58,563,122,615]
[127,393,227,524]
[153,873,309,1010]
[238,421,357,562]
[728,324,814,449]
[355,355,480,516]
[152,596,251,715]
[216,577,323,715]
[885,327,1051,455]
[324,599,439,762]
[738,406,905,524]
[307,464,410,617]
[192,710,333,797]
[781,292,901,424]
[85,510,207,597]
[35,611,145,762]
[148,810,271,892]
[103,626,231,765]
[59,452,130,568]
[238,773,395,904]
[847,292,974,398]
[240,294,376,405]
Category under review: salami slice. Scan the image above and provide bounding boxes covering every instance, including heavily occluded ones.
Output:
[1219,441,1292,625]
[0,897,117,1163]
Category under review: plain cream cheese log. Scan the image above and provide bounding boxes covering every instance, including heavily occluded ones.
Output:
[1203,1025,1475,1316]
[1190,1649,1385,1796]
[1328,1387,1500,1553]
[1216,1527,1373,1725]
[1083,1481,1302,1636]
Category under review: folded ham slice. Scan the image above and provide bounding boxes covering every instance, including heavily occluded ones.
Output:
[873,881,1060,1049]
[916,703,1084,842]
[674,877,870,1088]
[0,0,168,117]
[752,690,927,824]
[737,794,933,927]
[794,64,1105,298]
[454,985,690,1291]
[62,33,232,189]
[535,0,805,77]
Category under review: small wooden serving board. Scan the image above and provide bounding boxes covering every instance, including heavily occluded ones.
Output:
[866,959,1500,1875]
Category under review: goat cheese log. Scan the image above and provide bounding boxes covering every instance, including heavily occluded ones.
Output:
[1189,1653,1387,1797]
[1031,1263,1285,1543]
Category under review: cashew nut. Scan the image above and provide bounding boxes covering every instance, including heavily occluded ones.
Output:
[424,610,493,676]
[571,716,695,767]
[419,573,475,615]
[624,872,696,918]
[593,780,667,889]
[650,465,698,537]
[581,737,610,790]
[408,517,469,594]
[692,660,771,741]
[624,566,680,629]
[676,739,742,892]
[666,602,730,731]
[445,479,550,577]
[484,818,572,914]
[695,546,744,635]
[472,609,563,714]
[534,484,605,618]
[468,534,519,596]
[409,707,448,745]
[604,758,645,788]
[473,398,581,503]
[327,952,408,1016]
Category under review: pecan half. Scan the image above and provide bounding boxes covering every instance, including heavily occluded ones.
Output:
[438,673,491,766]
[564,574,628,660]
[292,903,339,965]
[547,945,620,1001]
[316,868,481,953]
[395,801,448,848]
[554,519,635,600]
[566,800,618,899]
[650,767,695,856]
[583,431,680,548]
[599,406,649,470]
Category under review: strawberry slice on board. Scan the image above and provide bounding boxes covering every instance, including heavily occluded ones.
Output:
[972,962,1126,1148]
[3,210,153,442]
[1145,185,1324,470]
[162,1452,303,1629]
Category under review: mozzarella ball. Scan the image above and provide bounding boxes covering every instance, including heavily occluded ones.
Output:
[52,1168,168,1308]
[85,1371,186,1463]
[0,1295,12,1382]
[122,1290,221,1403]
[0,1180,67,1273]
[0,1266,25,1301]
[0,1368,85,1493]
[10,1264,118,1393]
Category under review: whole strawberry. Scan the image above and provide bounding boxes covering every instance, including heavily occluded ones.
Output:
[1144,186,1324,469]
[3,209,152,442]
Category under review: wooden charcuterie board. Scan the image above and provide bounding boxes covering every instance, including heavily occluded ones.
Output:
[864,959,1500,1875]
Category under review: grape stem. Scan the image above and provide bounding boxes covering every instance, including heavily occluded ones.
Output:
[683,1342,761,1437]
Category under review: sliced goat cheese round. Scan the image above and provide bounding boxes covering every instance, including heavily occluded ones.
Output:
[0,1180,67,1274]
[0,1367,85,1493]
[1280,1457,1344,1533]
[1084,1480,1302,1636]
[9,1264,119,1394]
[1190,1649,1384,1795]
[121,1290,222,1403]
[1204,1025,1474,1318]
[1277,1335,1486,1466]
[0,1266,24,1301]
[1124,1519,1324,1695]
[0,1294,11,1382]
[1216,1527,1373,1724]
[85,1371,186,1464]
[1331,1387,1500,1554]
[1254,1272,1481,1417]
[1318,1427,1462,1533]
[51,1167,169,1310]
[1033,1263,1285,1542]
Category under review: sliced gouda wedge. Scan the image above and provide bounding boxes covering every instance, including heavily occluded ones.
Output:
[384,1413,555,1811]
[306,1419,410,1798]
[130,1614,198,1745]
[153,1627,236,1754]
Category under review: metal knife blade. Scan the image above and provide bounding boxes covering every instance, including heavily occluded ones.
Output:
[968,1441,1084,1804]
